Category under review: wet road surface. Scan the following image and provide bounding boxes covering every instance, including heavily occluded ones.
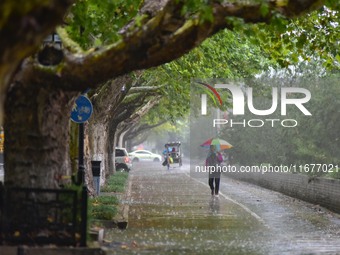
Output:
[104,162,340,254]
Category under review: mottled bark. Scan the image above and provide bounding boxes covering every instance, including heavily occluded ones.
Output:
[4,79,77,188]
[107,121,118,176]
[86,75,134,181]
[86,122,108,190]
[117,130,128,148]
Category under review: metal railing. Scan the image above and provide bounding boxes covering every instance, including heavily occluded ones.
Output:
[0,184,87,246]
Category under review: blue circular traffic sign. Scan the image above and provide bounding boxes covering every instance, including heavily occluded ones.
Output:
[71,95,93,123]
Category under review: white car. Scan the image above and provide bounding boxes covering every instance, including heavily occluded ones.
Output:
[129,150,162,162]
[115,148,132,172]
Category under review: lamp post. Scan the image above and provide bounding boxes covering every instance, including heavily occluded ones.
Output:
[40,32,63,66]
[43,32,62,49]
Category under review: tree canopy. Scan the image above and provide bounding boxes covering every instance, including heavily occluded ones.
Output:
[3,0,340,189]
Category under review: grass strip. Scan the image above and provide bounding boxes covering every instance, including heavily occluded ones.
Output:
[101,172,129,193]
[89,172,129,220]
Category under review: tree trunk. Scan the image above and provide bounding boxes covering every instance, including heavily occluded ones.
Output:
[87,122,108,190]
[107,120,119,176]
[118,130,128,148]
[4,81,77,188]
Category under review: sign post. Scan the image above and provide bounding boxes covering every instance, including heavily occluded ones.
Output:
[70,95,92,247]
[71,95,93,185]
[71,95,93,124]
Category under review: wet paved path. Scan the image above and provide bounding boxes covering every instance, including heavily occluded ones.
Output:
[105,163,340,254]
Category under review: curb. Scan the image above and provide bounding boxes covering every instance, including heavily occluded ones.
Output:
[89,172,132,245]
[113,173,132,229]
[2,246,105,255]
[92,173,133,230]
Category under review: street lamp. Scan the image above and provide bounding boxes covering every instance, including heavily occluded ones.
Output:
[121,85,126,94]
[43,32,62,49]
[39,32,63,66]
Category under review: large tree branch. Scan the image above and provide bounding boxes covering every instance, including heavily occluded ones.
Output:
[112,93,151,124]
[128,84,166,94]
[56,26,83,54]
[0,0,74,123]
[0,0,74,64]
[125,121,167,141]
[118,95,162,131]
[30,0,325,91]
[89,73,146,124]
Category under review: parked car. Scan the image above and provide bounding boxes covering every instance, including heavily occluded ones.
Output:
[115,148,132,172]
[129,150,162,162]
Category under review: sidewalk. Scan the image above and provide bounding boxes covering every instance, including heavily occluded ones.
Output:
[101,161,340,255]
[103,163,266,254]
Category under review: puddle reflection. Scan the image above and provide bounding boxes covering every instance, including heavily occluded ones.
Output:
[208,197,220,216]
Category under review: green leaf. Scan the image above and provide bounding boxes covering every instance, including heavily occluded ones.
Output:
[260,3,270,17]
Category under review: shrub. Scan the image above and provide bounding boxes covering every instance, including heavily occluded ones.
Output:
[101,172,128,193]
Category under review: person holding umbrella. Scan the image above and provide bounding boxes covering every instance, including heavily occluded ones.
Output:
[206,144,223,197]
[202,138,232,197]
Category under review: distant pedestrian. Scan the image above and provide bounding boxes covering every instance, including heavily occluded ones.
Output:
[162,144,171,170]
[206,145,222,197]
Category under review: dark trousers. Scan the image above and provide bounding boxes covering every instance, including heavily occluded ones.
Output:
[209,177,220,195]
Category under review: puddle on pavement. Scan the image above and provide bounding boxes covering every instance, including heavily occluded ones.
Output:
[104,197,267,255]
